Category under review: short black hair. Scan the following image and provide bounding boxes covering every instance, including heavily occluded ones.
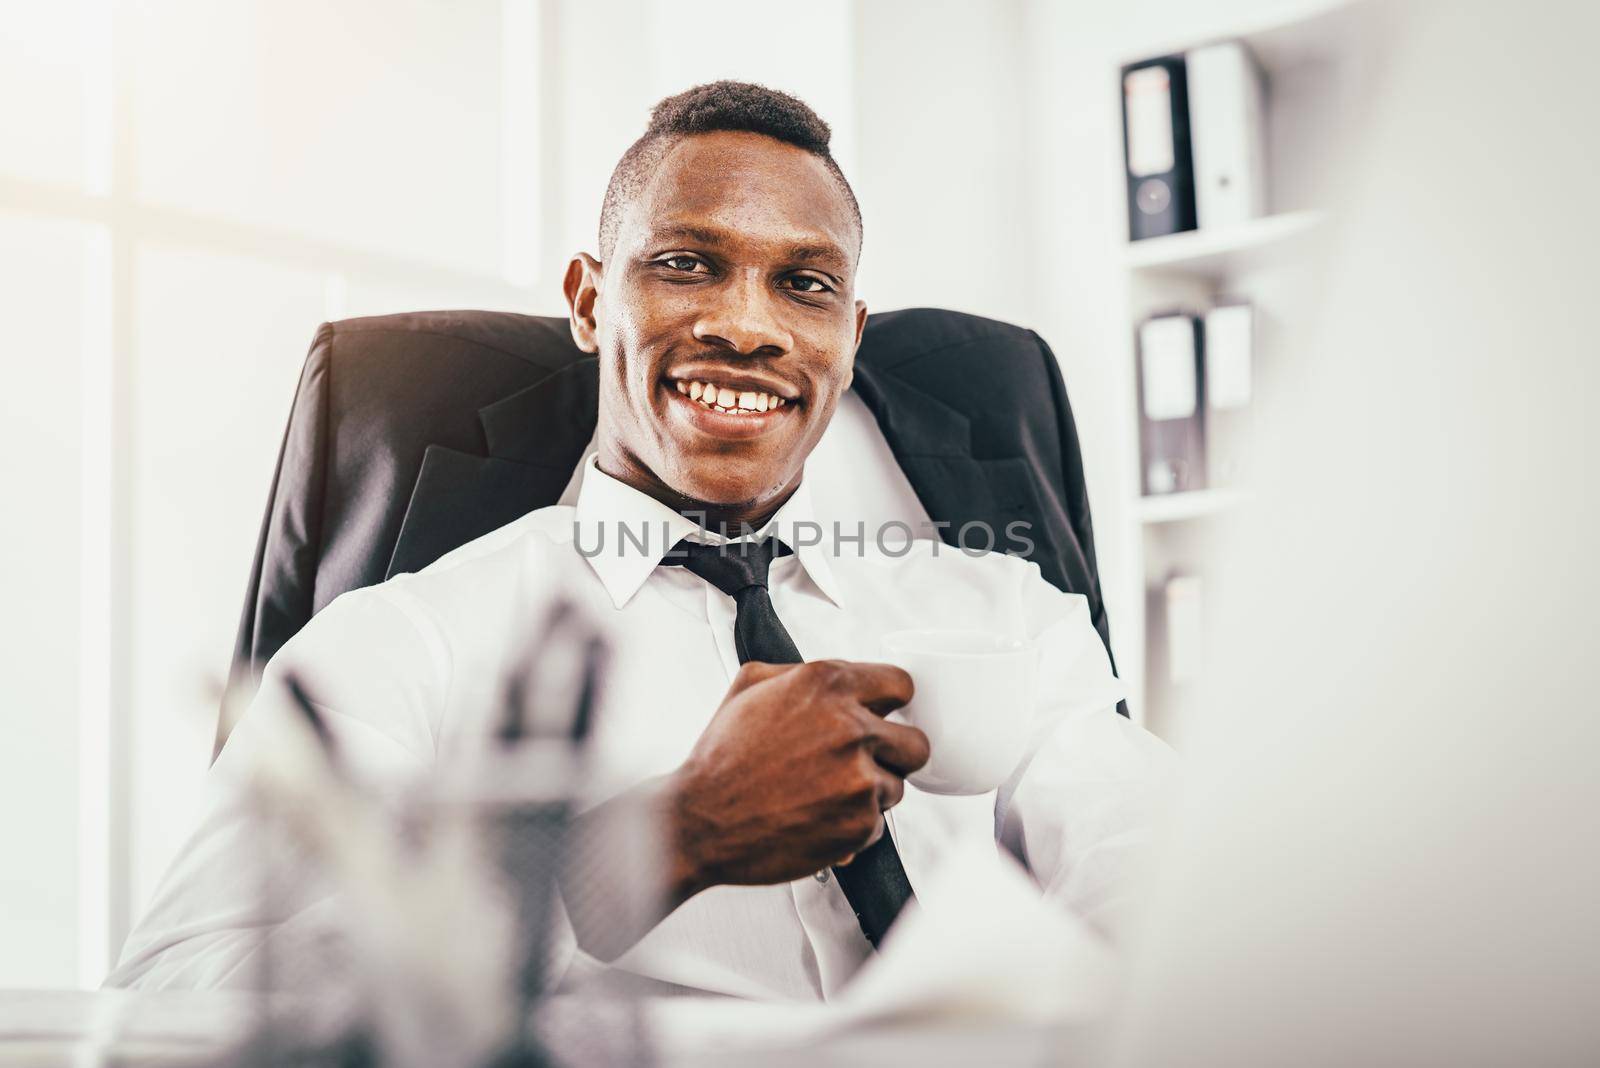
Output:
[597,80,862,260]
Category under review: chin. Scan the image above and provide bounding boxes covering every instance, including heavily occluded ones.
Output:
[665,455,794,512]
[672,474,777,511]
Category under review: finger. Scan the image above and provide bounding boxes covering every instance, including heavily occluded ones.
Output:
[858,714,931,776]
[875,768,907,812]
[724,660,800,698]
[830,661,915,716]
[838,812,889,869]
[850,814,886,858]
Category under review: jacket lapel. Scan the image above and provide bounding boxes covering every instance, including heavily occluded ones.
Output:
[386,359,598,579]
[850,360,1049,571]
[849,358,972,459]
[476,356,600,466]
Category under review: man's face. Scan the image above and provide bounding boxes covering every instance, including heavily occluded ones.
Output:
[567,130,865,519]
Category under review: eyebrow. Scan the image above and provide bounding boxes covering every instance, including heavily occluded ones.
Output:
[784,244,850,273]
[645,223,850,274]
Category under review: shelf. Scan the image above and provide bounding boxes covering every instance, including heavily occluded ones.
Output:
[1123,210,1323,279]
[1137,488,1250,524]
[1120,1,1358,75]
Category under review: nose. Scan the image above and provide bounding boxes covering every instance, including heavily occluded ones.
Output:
[692,267,793,357]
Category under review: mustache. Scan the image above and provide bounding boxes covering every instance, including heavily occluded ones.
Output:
[660,355,803,401]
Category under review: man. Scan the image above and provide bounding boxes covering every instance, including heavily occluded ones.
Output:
[111,82,1172,999]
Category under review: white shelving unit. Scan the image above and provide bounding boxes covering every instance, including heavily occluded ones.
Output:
[1123,209,1323,277]
[1109,3,1363,742]
[1136,488,1252,525]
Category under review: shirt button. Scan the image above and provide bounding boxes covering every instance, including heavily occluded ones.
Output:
[814,870,830,884]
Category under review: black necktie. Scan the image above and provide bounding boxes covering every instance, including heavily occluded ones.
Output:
[665,535,915,948]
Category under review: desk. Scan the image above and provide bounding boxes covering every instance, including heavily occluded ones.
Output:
[0,990,1096,1067]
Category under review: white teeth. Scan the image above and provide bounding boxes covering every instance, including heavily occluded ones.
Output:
[675,380,791,414]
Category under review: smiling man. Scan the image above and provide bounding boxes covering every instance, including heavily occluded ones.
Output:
[578,88,865,526]
[110,83,1174,998]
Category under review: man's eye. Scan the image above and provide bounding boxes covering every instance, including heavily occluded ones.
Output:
[661,255,706,272]
[785,275,833,294]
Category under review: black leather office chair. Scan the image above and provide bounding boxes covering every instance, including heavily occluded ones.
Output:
[217,308,1120,754]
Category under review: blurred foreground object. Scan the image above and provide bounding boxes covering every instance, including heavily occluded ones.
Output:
[16,829,1113,1065]
[1113,2,1600,1065]
[237,600,649,1067]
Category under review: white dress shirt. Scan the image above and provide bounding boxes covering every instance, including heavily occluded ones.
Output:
[110,399,1174,997]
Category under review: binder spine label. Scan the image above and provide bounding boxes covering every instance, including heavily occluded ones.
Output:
[1125,66,1176,176]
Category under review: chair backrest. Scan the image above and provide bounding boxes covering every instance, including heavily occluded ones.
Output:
[218,307,1119,753]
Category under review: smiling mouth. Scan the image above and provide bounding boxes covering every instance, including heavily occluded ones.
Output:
[670,377,792,415]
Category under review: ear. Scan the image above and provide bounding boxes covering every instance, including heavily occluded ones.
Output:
[563,253,604,354]
[844,298,868,390]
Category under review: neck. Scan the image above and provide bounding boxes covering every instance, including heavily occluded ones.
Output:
[596,446,798,535]
[697,501,787,537]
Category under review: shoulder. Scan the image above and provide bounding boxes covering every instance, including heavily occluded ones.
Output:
[407,502,578,577]
[330,504,580,634]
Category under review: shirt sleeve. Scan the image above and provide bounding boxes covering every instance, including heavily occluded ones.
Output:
[997,560,1179,939]
[105,584,449,990]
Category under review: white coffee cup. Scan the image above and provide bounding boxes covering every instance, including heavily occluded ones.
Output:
[879,629,1037,796]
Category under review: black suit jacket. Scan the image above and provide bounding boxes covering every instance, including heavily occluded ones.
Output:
[220,307,1121,751]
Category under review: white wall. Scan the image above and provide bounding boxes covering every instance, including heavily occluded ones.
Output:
[852,0,1031,324]
[0,214,100,989]
[0,0,540,988]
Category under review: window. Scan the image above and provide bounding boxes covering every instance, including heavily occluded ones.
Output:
[0,0,542,986]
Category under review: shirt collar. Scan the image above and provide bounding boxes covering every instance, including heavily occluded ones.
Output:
[573,456,843,610]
